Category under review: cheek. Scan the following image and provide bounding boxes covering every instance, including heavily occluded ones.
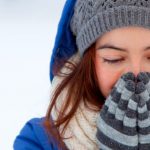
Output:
[95,61,122,98]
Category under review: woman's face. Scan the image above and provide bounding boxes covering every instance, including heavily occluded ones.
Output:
[95,26,150,98]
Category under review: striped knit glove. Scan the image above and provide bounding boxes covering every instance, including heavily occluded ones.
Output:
[96,72,139,150]
[136,72,150,150]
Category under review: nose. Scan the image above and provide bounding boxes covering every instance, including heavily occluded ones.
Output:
[124,62,143,77]
[131,66,141,77]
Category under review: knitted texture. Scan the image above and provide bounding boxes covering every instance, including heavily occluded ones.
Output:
[136,72,150,149]
[70,0,150,56]
[96,72,150,150]
[96,72,139,150]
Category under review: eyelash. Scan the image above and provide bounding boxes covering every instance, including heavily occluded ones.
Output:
[103,57,150,64]
[103,58,124,64]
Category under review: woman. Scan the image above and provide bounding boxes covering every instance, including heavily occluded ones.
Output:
[13,0,150,149]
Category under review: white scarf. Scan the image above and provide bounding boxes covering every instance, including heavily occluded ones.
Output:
[50,53,100,150]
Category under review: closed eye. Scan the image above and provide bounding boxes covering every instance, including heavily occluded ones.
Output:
[102,57,150,64]
[102,58,124,64]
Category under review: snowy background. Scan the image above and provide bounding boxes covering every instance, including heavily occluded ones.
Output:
[0,0,65,149]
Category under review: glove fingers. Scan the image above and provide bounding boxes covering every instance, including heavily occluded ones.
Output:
[115,80,135,121]
[136,82,149,103]
[115,81,137,137]
[135,82,149,126]
[121,72,135,82]
[103,72,135,115]
[137,72,150,94]
[123,94,138,128]
[136,79,150,111]
[101,77,126,116]
[146,72,150,78]
[137,72,149,84]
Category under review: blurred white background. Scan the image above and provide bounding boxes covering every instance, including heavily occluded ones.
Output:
[0,0,65,149]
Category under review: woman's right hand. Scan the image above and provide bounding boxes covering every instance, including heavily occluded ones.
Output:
[96,72,139,150]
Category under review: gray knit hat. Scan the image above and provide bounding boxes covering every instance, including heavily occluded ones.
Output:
[70,0,150,56]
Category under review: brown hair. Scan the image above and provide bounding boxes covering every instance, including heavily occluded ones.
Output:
[43,44,105,149]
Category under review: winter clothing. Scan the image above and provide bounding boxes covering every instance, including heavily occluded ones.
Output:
[97,72,150,150]
[136,72,150,149]
[96,72,139,149]
[13,117,59,150]
[70,0,150,56]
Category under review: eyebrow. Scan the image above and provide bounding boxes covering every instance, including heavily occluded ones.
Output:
[97,43,150,52]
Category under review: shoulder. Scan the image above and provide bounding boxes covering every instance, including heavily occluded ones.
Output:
[13,117,58,150]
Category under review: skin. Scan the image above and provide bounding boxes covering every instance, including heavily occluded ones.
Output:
[95,26,150,98]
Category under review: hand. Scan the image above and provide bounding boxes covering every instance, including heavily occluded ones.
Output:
[96,72,139,150]
[136,72,150,150]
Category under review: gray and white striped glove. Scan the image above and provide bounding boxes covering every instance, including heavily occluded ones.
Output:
[96,72,139,150]
[136,72,150,150]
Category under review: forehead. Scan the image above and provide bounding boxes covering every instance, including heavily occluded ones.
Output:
[98,26,150,40]
[96,26,150,51]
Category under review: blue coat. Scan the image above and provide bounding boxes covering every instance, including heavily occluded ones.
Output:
[13,117,68,150]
